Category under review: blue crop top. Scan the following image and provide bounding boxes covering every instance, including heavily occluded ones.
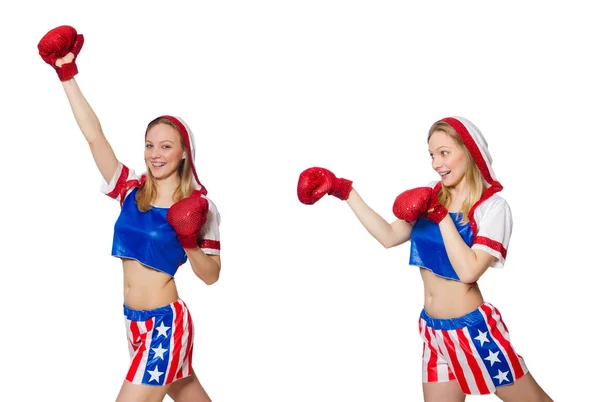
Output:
[409,212,473,282]
[112,188,187,277]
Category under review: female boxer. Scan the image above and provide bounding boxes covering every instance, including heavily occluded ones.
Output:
[38,26,220,402]
[297,117,552,401]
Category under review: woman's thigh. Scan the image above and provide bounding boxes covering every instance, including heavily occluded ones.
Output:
[494,372,553,402]
[167,370,211,402]
[423,380,466,402]
[115,380,170,402]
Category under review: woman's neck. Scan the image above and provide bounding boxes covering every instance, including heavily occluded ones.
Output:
[155,175,180,199]
[446,180,471,211]
[448,178,470,199]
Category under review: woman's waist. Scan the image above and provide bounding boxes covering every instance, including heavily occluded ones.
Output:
[423,295,484,320]
[421,269,483,319]
[123,259,179,310]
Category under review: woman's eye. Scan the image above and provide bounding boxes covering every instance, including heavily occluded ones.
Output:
[145,144,152,148]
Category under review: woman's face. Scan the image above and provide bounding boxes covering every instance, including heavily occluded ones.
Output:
[428,130,469,188]
[144,123,186,180]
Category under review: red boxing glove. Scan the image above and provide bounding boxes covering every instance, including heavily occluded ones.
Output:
[392,187,432,222]
[297,167,353,205]
[38,25,84,81]
[392,186,448,224]
[167,191,209,249]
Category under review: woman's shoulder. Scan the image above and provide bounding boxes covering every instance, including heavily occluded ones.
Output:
[474,193,511,217]
[200,193,217,205]
[482,193,509,207]
[200,194,221,217]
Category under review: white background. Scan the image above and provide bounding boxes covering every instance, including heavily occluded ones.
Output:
[1,0,598,400]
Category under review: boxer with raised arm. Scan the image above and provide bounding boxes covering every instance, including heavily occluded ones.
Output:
[39,25,220,402]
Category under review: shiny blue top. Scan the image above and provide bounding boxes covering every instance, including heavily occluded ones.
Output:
[409,212,473,282]
[112,189,186,277]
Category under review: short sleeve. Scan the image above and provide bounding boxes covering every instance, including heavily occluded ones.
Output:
[198,196,221,255]
[471,196,513,268]
[100,162,145,205]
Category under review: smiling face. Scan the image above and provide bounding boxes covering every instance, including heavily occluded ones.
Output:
[428,130,469,188]
[144,123,187,180]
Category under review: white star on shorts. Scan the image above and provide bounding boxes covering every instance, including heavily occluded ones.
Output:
[147,366,164,383]
[484,350,501,366]
[474,329,490,347]
[494,369,509,384]
[155,322,171,338]
[152,343,168,360]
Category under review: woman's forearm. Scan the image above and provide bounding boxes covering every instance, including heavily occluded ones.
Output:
[185,248,221,285]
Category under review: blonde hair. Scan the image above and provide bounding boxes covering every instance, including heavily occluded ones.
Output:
[136,117,195,212]
[428,121,485,224]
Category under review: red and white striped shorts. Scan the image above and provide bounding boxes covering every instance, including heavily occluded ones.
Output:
[124,299,195,386]
[418,302,528,395]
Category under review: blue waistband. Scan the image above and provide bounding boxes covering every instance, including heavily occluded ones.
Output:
[123,299,181,321]
[420,303,488,330]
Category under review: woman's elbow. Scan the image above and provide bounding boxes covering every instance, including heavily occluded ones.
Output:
[381,239,395,249]
[202,264,221,285]
[201,270,220,285]
[380,235,407,249]
[459,273,478,284]
[203,277,218,286]
[458,266,485,284]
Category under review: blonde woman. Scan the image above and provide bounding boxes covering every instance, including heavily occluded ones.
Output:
[38,25,220,402]
[297,117,552,401]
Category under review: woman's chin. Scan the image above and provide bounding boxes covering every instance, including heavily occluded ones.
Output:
[148,167,176,180]
[441,177,458,188]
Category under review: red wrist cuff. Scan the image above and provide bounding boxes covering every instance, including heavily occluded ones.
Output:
[428,207,448,224]
[57,62,78,81]
[331,178,353,200]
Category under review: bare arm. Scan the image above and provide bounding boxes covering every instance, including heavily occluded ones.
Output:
[184,248,221,285]
[346,189,413,248]
[438,215,495,283]
[57,54,118,183]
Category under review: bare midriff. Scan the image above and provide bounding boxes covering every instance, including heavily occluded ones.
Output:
[122,259,179,310]
[420,268,483,319]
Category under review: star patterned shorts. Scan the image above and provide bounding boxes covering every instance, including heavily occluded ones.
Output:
[418,302,528,395]
[123,299,195,386]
